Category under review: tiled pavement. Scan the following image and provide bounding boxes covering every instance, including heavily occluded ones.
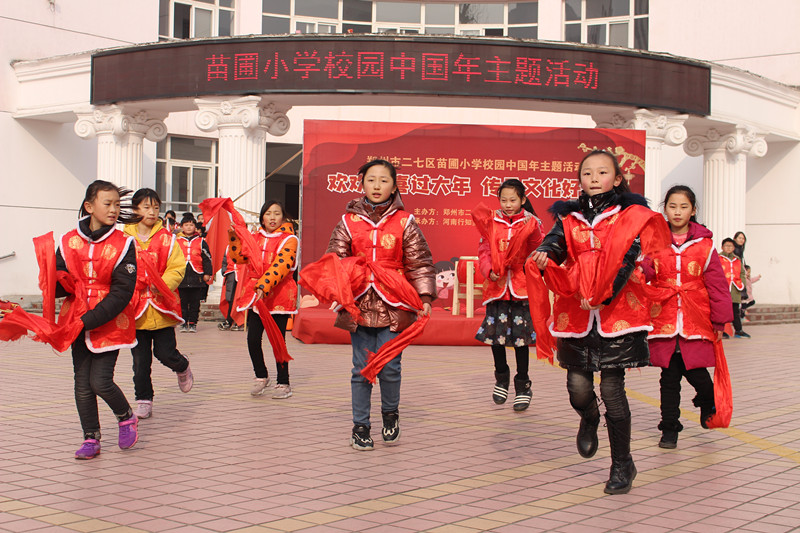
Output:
[1,322,799,533]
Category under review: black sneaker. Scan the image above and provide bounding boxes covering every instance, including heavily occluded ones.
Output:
[382,411,400,444]
[217,320,231,331]
[722,331,730,339]
[658,431,678,449]
[734,330,751,338]
[350,424,374,451]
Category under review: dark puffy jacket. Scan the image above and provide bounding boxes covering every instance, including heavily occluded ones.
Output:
[536,190,650,371]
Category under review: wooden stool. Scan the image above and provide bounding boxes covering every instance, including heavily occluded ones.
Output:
[452,256,484,318]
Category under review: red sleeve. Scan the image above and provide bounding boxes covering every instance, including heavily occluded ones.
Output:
[477,238,492,278]
[704,248,734,328]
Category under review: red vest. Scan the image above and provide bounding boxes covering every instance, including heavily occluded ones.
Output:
[482,214,536,304]
[59,227,137,352]
[236,229,298,314]
[133,228,183,322]
[343,209,413,310]
[551,206,652,338]
[177,235,204,274]
[648,237,715,341]
[720,255,744,290]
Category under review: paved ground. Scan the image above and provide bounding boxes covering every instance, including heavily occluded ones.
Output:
[0,322,799,533]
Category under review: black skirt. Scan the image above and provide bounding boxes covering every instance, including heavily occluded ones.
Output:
[475,300,536,347]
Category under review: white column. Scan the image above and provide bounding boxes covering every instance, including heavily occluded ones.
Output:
[684,126,768,243]
[74,106,168,191]
[194,96,291,220]
[594,109,687,207]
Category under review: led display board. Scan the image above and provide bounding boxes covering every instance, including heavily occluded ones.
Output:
[92,36,710,115]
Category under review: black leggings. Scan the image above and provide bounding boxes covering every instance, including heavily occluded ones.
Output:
[491,345,529,381]
[660,350,714,431]
[72,338,132,440]
[247,311,290,384]
[567,368,629,420]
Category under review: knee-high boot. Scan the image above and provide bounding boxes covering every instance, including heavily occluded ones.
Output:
[572,394,600,458]
[604,414,636,495]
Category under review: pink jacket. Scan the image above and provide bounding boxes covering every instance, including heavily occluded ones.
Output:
[643,222,733,369]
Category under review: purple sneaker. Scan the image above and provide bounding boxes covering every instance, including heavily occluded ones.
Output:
[118,416,139,449]
[75,439,101,460]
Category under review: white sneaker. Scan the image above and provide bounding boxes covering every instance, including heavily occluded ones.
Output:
[272,384,293,399]
[250,377,271,396]
[134,400,152,419]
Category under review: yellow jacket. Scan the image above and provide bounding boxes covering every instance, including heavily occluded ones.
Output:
[124,221,186,330]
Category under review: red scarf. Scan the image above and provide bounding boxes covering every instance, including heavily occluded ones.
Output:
[0,233,87,353]
[300,253,429,383]
[200,198,292,363]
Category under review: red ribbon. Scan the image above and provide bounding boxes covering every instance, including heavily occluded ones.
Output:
[136,245,180,311]
[0,232,87,353]
[524,256,556,364]
[300,253,429,383]
[704,340,732,428]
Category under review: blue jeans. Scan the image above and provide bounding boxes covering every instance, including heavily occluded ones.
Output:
[350,326,401,427]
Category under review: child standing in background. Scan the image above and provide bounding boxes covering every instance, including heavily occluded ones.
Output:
[741,265,760,319]
[177,214,212,333]
[719,238,749,338]
[473,179,543,411]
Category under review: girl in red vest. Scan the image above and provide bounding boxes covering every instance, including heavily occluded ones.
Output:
[643,185,732,449]
[474,179,543,411]
[229,200,298,399]
[124,189,194,420]
[720,238,749,338]
[530,150,668,494]
[177,215,212,332]
[57,180,140,459]
[326,160,436,451]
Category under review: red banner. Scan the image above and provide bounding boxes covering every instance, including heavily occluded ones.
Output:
[301,120,645,303]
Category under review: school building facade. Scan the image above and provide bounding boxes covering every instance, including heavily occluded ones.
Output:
[2,0,799,304]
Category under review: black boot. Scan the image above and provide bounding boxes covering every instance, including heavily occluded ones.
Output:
[492,370,510,404]
[513,376,532,411]
[604,414,637,495]
[693,394,716,429]
[573,395,600,458]
[657,420,682,449]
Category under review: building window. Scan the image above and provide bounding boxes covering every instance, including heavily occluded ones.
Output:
[564,0,647,49]
[260,1,539,37]
[159,0,235,40]
[156,137,218,214]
